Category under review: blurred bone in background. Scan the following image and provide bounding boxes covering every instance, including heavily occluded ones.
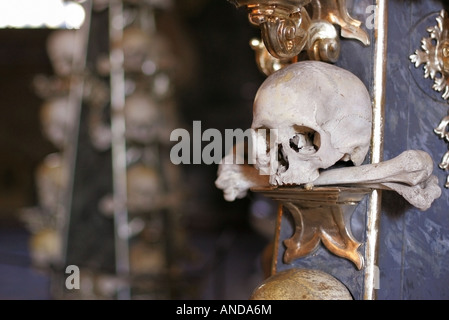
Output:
[0,0,271,299]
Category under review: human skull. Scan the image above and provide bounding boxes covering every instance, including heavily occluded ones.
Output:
[250,268,353,300]
[29,228,62,268]
[125,92,161,144]
[46,29,84,77]
[118,27,175,75]
[129,240,165,275]
[40,96,73,149]
[251,61,372,186]
[127,164,161,213]
[35,153,67,215]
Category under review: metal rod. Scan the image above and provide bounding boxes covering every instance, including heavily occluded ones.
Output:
[364,0,388,301]
[109,0,131,300]
[58,0,92,296]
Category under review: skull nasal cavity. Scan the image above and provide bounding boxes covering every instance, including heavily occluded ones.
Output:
[278,144,289,170]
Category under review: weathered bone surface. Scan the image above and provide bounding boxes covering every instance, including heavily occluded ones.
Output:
[215,148,441,211]
[215,142,269,202]
[46,29,84,77]
[252,60,372,185]
[312,150,441,211]
[215,162,266,202]
[124,92,162,144]
[215,60,441,211]
[127,164,161,214]
[102,27,175,76]
[40,96,73,149]
[35,153,67,215]
[99,163,182,217]
[314,150,433,187]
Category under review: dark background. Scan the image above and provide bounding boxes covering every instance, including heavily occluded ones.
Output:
[0,0,265,230]
[0,0,271,299]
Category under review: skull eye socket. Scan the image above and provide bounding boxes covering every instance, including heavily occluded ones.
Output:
[289,126,320,154]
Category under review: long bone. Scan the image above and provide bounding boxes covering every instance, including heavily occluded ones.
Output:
[216,148,441,211]
[357,176,440,212]
[312,150,441,211]
[313,150,432,187]
[215,142,269,202]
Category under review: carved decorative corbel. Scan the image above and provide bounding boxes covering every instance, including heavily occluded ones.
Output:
[245,2,312,60]
[251,186,371,270]
[228,0,370,75]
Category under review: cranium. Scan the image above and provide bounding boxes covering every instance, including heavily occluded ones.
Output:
[46,29,84,77]
[252,60,372,186]
[124,92,161,144]
[129,240,165,274]
[40,96,73,149]
[98,164,163,216]
[35,152,67,215]
[117,27,175,75]
[127,163,161,213]
[29,228,61,268]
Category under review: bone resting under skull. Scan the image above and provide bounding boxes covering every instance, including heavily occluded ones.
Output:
[312,150,442,211]
[215,141,269,202]
[215,61,441,211]
[99,163,182,219]
[216,146,441,211]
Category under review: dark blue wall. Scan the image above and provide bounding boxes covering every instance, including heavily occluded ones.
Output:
[276,0,449,300]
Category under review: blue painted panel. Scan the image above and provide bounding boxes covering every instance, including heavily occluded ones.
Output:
[382,0,449,300]
[276,0,449,300]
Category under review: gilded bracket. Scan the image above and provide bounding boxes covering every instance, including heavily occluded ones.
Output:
[410,9,449,187]
[229,0,370,75]
[252,186,371,270]
[246,3,312,60]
